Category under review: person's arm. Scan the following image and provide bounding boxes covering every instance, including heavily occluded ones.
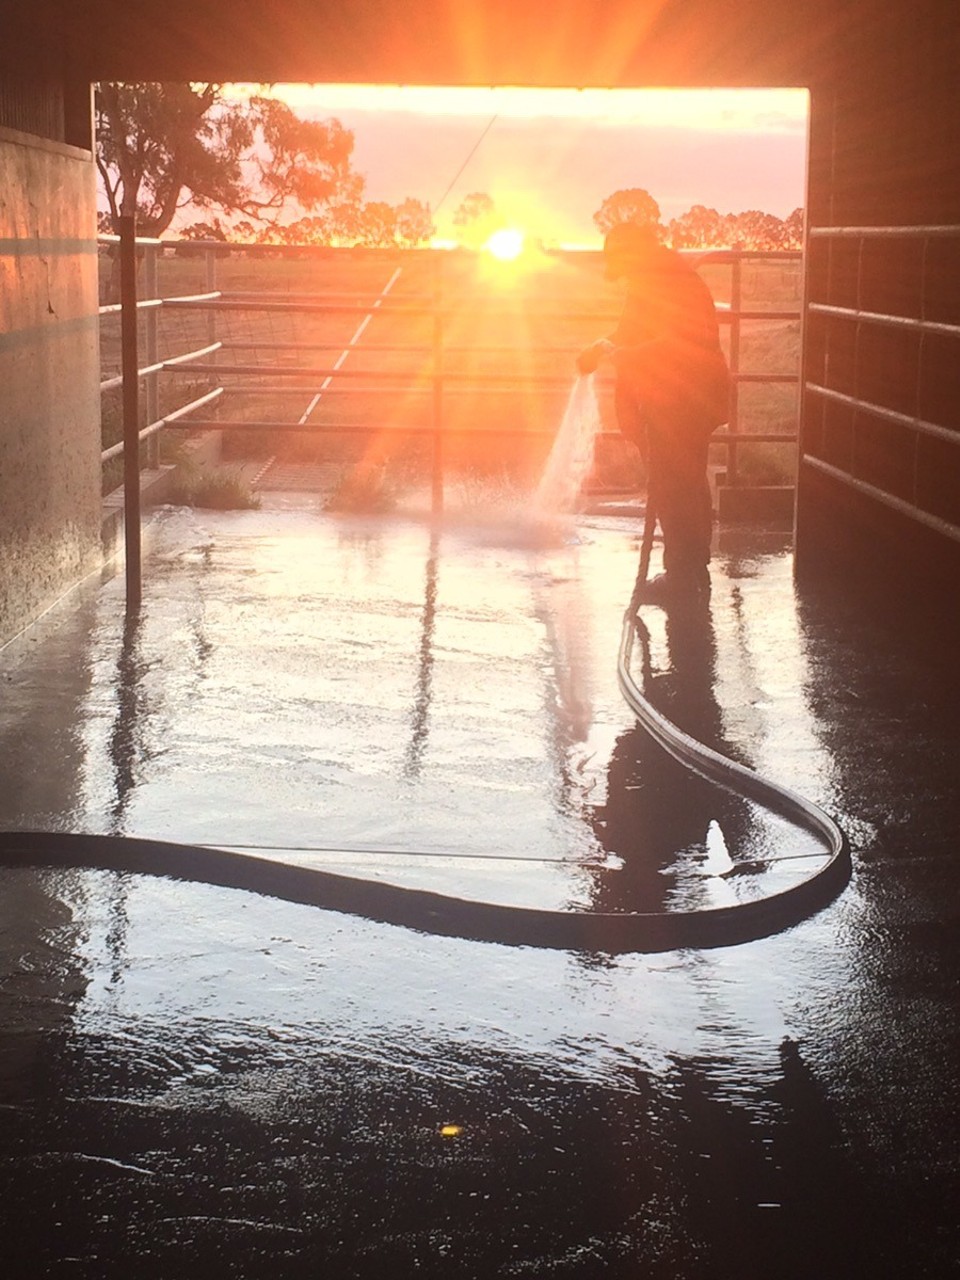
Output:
[577,290,658,374]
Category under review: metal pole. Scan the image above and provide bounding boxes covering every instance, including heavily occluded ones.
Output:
[431,252,444,516]
[120,215,141,609]
[205,245,218,345]
[628,495,658,616]
[143,241,159,467]
[727,250,742,487]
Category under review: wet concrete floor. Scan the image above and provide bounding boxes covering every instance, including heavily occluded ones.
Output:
[0,492,957,1277]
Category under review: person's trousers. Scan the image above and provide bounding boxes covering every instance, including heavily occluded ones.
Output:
[647,418,713,583]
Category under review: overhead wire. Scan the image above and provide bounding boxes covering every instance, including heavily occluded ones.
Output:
[430,113,499,219]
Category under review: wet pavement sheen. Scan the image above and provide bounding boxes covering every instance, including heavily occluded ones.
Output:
[0,495,957,1277]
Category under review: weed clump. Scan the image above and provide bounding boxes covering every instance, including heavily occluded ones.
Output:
[324,466,398,513]
[167,466,260,510]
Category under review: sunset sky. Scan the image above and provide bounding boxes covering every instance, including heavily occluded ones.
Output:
[227,84,809,248]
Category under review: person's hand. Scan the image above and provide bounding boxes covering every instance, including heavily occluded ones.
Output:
[576,339,614,375]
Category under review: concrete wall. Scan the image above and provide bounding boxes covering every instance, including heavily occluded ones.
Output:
[0,125,102,645]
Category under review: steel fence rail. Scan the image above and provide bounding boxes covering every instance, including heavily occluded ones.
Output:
[808,302,960,339]
[180,362,587,387]
[100,341,223,394]
[803,456,960,544]
[177,419,567,437]
[99,290,220,318]
[161,296,799,324]
[805,383,960,447]
[100,387,224,464]
[807,225,960,238]
[98,235,802,494]
[177,417,797,447]
[802,222,959,539]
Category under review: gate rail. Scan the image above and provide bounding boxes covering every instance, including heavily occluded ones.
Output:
[98,232,801,500]
[804,223,960,545]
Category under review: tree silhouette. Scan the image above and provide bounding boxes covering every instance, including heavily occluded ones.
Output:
[667,204,724,249]
[592,188,662,237]
[96,83,360,240]
[452,191,495,229]
[231,196,434,250]
[175,218,230,256]
[452,191,497,247]
[663,206,802,251]
[783,207,805,250]
[721,209,788,250]
[353,201,399,248]
[395,198,436,248]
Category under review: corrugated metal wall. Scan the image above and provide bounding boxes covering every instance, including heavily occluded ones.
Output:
[0,76,65,143]
[796,1,960,586]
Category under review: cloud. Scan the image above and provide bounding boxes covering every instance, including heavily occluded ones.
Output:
[231,83,808,131]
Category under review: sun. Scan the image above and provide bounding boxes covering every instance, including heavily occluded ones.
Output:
[485,228,525,261]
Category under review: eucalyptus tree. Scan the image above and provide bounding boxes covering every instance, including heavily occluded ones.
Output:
[96,83,359,240]
[592,188,663,238]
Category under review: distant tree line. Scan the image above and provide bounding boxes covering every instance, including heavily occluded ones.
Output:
[168,195,436,250]
[96,83,436,250]
[593,188,804,250]
[95,85,804,253]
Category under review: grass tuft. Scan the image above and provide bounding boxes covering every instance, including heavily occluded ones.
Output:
[167,466,261,510]
[324,465,398,513]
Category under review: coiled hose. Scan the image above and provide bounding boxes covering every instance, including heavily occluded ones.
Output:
[1,509,849,954]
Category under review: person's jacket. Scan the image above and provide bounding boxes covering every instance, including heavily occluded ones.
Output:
[611,248,731,434]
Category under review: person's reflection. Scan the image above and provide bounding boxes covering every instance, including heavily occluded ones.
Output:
[404,528,440,780]
[588,598,752,914]
[108,612,148,833]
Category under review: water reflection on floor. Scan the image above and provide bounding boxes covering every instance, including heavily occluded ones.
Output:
[1,496,956,1276]
[1,501,829,907]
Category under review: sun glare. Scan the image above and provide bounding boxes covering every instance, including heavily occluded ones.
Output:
[250,83,807,134]
[486,228,525,261]
[217,83,809,249]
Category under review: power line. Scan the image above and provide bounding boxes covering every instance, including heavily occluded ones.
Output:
[431,113,499,217]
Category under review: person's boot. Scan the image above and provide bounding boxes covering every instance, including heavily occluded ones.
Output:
[635,568,710,608]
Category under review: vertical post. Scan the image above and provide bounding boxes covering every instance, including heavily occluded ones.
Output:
[205,244,218,345]
[794,235,813,547]
[911,234,931,509]
[431,251,444,516]
[120,215,141,609]
[727,249,742,488]
[143,241,160,468]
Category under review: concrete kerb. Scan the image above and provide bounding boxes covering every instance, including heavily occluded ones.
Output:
[101,428,223,558]
[2,431,224,666]
[717,483,795,527]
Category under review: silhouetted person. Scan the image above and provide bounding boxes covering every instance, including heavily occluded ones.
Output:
[578,222,730,605]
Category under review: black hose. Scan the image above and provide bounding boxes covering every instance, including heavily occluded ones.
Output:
[0,820,848,954]
[616,611,849,915]
[0,497,849,954]
[629,492,658,614]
